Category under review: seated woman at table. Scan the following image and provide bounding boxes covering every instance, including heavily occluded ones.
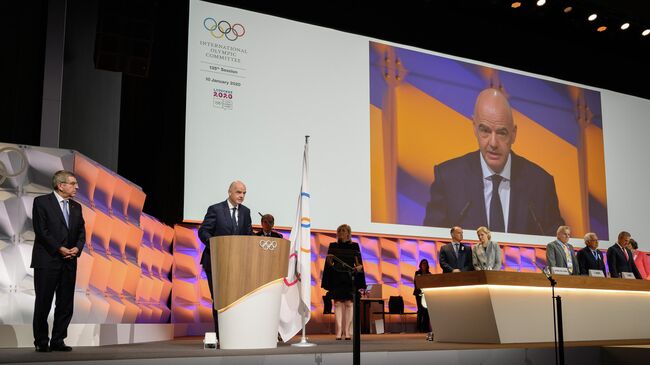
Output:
[321,224,366,340]
[472,226,503,271]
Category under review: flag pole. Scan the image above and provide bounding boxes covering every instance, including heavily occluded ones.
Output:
[292,135,316,348]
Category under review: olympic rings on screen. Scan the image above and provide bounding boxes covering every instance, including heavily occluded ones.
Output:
[203,18,246,41]
[259,239,277,251]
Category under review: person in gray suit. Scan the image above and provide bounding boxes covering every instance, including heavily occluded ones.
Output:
[472,226,502,271]
[546,225,580,275]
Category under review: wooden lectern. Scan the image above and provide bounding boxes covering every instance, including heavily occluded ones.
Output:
[209,235,289,349]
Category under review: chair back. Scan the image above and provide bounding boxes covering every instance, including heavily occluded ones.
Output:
[388,295,404,314]
[323,295,333,314]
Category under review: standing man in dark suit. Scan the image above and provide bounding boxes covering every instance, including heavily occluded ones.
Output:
[577,232,606,276]
[607,231,642,279]
[198,180,253,338]
[439,226,474,273]
[546,225,580,275]
[31,170,85,352]
[255,213,283,238]
[423,88,564,236]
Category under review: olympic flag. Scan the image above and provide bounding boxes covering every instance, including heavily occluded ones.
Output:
[278,138,313,343]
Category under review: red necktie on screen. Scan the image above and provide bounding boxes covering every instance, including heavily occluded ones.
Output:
[623,247,629,261]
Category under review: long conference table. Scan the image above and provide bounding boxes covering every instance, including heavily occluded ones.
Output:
[416,271,650,344]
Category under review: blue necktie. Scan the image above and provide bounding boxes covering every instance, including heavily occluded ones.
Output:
[454,243,459,257]
[593,250,599,261]
[489,175,505,232]
[62,200,69,227]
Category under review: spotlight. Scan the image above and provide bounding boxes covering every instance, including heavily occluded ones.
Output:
[563,6,573,13]
[643,29,650,36]
[597,26,607,32]
[588,14,598,21]
[511,2,521,8]
[620,23,630,30]
[536,0,546,6]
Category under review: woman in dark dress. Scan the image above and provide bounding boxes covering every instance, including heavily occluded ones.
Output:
[413,259,432,339]
[321,224,366,340]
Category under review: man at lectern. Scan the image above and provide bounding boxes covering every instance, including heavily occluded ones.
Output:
[439,226,474,273]
[255,213,283,238]
[198,180,254,338]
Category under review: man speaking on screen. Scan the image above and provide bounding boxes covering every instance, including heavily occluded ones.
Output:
[423,88,564,236]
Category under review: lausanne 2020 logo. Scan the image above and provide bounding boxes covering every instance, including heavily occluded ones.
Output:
[203,18,245,41]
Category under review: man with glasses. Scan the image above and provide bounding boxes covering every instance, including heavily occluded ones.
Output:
[31,170,85,352]
[576,232,606,276]
[423,88,564,236]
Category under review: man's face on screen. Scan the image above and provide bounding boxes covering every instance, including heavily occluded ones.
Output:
[228,181,247,205]
[473,90,517,173]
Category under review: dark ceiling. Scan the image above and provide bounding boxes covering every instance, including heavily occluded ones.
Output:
[210,0,650,100]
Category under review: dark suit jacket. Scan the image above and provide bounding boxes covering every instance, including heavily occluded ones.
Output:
[576,247,606,276]
[198,200,253,268]
[31,193,85,269]
[423,151,564,236]
[255,230,283,238]
[606,244,642,279]
[439,242,474,273]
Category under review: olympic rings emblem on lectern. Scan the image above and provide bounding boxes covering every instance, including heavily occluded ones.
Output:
[203,18,245,41]
[259,240,277,251]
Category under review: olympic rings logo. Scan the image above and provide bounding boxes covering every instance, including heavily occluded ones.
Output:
[259,239,277,251]
[0,146,28,185]
[203,18,245,41]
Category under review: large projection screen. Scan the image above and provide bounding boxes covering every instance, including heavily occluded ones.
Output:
[185,0,650,250]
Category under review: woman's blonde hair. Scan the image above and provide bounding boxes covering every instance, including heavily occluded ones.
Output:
[336,224,352,242]
[476,226,491,240]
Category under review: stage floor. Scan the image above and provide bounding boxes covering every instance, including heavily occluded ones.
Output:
[2,334,649,364]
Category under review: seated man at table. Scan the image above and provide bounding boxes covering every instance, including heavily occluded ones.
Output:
[546,225,580,275]
[255,213,283,238]
[607,231,642,279]
[439,226,474,273]
[576,232,606,276]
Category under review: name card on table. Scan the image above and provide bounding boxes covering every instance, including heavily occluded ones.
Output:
[589,270,605,277]
[551,267,570,275]
[622,272,636,279]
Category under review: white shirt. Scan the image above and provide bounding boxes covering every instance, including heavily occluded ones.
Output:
[53,191,69,217]
[480,153,512,231]
[227,200,238,225]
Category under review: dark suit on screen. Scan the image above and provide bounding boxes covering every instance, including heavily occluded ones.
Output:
[439,242,474,273]
[576,247,606,276]
[198,200,253,336]
[423,151,564,236]
[31,193,85,348]
[606,244,642,279]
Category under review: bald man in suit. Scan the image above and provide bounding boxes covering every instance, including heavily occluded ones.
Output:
[198,180,253,339]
